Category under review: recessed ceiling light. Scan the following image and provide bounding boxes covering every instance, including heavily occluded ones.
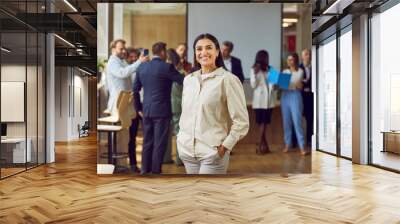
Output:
[283,18,298,23]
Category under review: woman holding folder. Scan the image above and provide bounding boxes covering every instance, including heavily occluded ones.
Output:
[280,53,308,156]
[250,50,278,154]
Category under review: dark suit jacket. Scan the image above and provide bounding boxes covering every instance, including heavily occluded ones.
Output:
[133,58,184,118]
[299,63,311,92]
[230,56,245,83]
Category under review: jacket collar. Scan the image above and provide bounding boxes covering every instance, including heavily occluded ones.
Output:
[191,67,225,79]
[152,56,163,61]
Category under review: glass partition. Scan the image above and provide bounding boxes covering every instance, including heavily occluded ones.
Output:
[317,35,337,154]
[0,1,46,179]
[1,31,28,177]
[370,3,400,171]
[339,27,352,158]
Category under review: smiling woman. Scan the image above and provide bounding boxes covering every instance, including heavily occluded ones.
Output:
[177,33,250,175]
[192,33,225,72]
[97,2,312,175]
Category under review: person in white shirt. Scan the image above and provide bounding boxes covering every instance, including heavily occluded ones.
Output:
[106,39,148,112]
[105,40,149,172]
[280,53,308,156]
[250,50,278,154]
[177,33,249,174]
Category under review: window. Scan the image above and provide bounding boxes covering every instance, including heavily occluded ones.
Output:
[370,2,400,171]
[317,36,337,154]
[339,28,352,158]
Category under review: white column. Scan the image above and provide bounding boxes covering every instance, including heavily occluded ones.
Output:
[312,45,317,150]
[113,3,124,40]
[97,3,109,61]
[46,33,55,163]
[352,14,369,164]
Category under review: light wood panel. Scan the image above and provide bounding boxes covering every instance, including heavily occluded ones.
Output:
[1,135,400,223]
[129,15,186,52]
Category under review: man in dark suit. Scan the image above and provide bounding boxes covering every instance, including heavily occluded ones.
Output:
[221,41,245,83]
[300,49,313,147]
[133,42,184,174]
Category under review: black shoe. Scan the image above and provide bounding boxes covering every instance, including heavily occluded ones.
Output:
[131,166,141,174]
[163,159,175,164]
[175,161,184,166]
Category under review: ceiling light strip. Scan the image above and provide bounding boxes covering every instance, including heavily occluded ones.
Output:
[1,47,11,53]
[63,0,78,12]
[54,34,75,48]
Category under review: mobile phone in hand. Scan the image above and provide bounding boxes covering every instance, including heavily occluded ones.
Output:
[143,49,149,56]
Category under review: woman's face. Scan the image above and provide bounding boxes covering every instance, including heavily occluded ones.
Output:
[287,55,295,68]
[176,45,186,59]
[195,38,219,68]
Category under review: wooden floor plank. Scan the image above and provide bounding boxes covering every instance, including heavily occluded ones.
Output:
[0,135,399,223]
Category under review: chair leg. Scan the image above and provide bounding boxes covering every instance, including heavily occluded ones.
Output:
[107,132,113,164]
[112,131,118,166]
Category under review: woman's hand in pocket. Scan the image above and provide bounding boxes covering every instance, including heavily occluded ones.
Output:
[217,145,227,158]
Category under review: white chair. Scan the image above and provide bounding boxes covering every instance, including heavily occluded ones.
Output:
[97,91,135,173]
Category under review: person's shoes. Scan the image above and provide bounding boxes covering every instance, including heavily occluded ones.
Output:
[300,149,310,156]
[163,159,175,164]
[282,147,289,153]
[257,143,271,154]
[263,144,271,154]
[256,144,262,154]
[131,166,141,174]
[175,160,184,166]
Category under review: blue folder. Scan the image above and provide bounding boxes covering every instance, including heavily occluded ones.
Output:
[267,67,280,84]
[278,73,291,89]
[267,68,291,90]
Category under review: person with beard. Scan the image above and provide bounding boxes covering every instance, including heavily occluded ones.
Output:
[106,40,149,173]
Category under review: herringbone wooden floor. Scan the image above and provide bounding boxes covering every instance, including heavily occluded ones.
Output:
[1,135,400,223]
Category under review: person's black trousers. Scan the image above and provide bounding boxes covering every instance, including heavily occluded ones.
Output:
[302,92,314,146]
[141,116,171,174]
[128,116,142,168]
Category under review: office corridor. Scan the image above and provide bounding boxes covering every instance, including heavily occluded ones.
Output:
[1,134,399,223]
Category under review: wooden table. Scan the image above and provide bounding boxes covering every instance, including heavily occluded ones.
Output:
[381,131,400,154]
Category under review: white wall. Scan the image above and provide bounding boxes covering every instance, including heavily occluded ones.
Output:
[187,3,282,77]
[97,3,109,60]
[55,67,89,141]
[113,3,124,40]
